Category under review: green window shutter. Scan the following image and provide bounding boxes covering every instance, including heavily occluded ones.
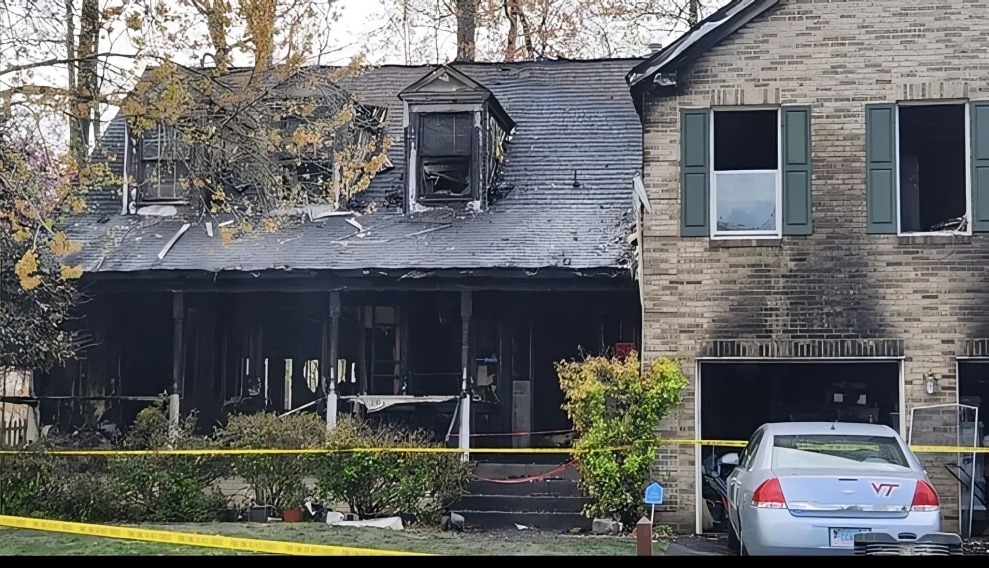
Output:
[782,106,813,235]
[972,102,989,232]
[865,104,898,234]
[681,109,711,237]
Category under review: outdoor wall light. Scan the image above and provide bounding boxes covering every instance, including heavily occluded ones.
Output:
[925,374,939,396]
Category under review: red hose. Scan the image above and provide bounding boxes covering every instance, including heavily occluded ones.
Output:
[472,460,577,484]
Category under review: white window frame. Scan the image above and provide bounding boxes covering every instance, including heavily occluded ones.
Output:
[894,99,973,237]
[709,106,783,239]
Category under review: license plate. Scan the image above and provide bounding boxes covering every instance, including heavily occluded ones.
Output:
[829,527,871,548]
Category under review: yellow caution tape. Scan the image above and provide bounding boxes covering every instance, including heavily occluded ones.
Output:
[3,439,989,455]
[0,515,430,556]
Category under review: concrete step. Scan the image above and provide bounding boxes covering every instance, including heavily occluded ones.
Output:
[455,495,591,513]
[467,478,582,497]
[458,510,593,531]
[473,462,579,480]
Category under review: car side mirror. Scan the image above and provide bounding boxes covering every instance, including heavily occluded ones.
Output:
[720,452,740,466]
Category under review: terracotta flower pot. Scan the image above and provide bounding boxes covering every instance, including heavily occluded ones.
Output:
[282,507,304,523]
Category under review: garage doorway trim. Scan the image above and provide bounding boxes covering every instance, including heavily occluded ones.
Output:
[693,356,906,535]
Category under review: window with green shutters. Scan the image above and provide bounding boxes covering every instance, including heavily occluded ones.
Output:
[866,101,989,235]
[679,106,813,238]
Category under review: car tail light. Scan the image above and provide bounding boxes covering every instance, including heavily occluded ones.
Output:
[752,477,787,509]
[911,480,939,512]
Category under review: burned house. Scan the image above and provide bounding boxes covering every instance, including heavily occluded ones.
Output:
[630,0,989,536]
[24,60,643,460]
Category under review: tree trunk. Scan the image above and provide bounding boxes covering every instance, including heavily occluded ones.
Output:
[454,0,477,62]
[65,0,83,164]
[688,0,701,26]
[77,0,99,156]
[504,0,519,61]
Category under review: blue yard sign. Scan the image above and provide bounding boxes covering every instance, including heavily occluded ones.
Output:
[644,481,664,506]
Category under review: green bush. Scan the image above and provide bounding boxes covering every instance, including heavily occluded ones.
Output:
[314,417,472,523]
[0,448,60,517]
[0,443,125,522]
[109,400,227,522]
[214,412,325,513]
[0,398,224,522]
[557,351,687,526]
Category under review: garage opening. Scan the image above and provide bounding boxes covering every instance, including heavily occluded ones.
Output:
[956,360,989,536]
[698,360,901,535]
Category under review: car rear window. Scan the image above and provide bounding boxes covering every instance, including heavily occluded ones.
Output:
[771,434,911,470]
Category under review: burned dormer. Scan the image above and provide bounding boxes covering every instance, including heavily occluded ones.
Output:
[399,65,515,213]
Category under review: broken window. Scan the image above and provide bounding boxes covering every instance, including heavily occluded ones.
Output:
[419,112,473,201]
[139,123,190,202]
[711,109,781,236]
[897,104,967,233]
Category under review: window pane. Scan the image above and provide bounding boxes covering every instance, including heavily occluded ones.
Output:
[713,110,778,171]
[714,171,777,232]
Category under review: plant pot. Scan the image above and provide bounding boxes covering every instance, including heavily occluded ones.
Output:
[221,508,240,522]
[282,507,303,523]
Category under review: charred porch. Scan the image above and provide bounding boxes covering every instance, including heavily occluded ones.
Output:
[36,275,639,447]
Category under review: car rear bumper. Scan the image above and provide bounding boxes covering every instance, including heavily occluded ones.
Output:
[743,509,942,556]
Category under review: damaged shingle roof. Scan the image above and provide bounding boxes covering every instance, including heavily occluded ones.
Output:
[70,58,644,275]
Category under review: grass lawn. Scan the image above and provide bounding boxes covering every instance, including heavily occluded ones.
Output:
[0,522,654,556]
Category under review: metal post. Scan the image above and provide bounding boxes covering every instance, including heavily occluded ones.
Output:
[326,374,338,431]
[459,369,470,462]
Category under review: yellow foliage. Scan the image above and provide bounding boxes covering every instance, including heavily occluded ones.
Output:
[60,265,84,280]
[12,228,31,243]
[219,226,235,245]
[50,232,82,256]
[262,218,279,233]
[15,249,42,291]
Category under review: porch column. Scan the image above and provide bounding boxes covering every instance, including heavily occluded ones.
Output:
[169,291,185,431]
[459,291,472,459]
[327,291,341,431]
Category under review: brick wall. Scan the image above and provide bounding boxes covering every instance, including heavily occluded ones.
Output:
[640,0,989,532]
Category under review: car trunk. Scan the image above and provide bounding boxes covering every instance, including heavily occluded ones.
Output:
[774,467,922,519]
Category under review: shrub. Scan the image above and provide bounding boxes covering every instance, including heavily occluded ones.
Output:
[109,400,227,522]
[214,412,325,513]
[314,417,472,523]
[0,444,126,522]
[556,351,687,526]
[0,448,60,517]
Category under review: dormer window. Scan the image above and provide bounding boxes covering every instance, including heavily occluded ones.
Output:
[399,65,515,213]
[139,123,190,202]
[420,112,473,200]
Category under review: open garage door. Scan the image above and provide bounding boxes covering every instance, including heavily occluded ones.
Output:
[697,360,902,535]
[955,360,989,537]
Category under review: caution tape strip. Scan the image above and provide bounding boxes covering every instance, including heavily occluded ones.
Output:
[0,515,431,556]
[3,439,989,455]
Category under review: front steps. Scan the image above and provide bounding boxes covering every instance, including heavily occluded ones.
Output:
[454,461,593,531]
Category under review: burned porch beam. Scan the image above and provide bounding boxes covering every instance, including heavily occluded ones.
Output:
[328,291,341,391]
[461,291,473,381]
[169,291,185,428]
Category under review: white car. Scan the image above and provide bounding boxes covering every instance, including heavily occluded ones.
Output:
[720,421,942,556]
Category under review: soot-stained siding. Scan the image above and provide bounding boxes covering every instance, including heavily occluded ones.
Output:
[639,0,989,531]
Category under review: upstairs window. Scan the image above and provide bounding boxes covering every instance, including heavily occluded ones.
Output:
[711,109,781,237]
[139,124,190,202]
[865,101,989,235]
[418,112,473,201]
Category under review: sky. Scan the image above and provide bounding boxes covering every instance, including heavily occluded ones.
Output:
[3,0,713,141]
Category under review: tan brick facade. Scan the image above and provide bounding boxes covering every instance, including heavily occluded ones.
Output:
[639,0,989,532]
